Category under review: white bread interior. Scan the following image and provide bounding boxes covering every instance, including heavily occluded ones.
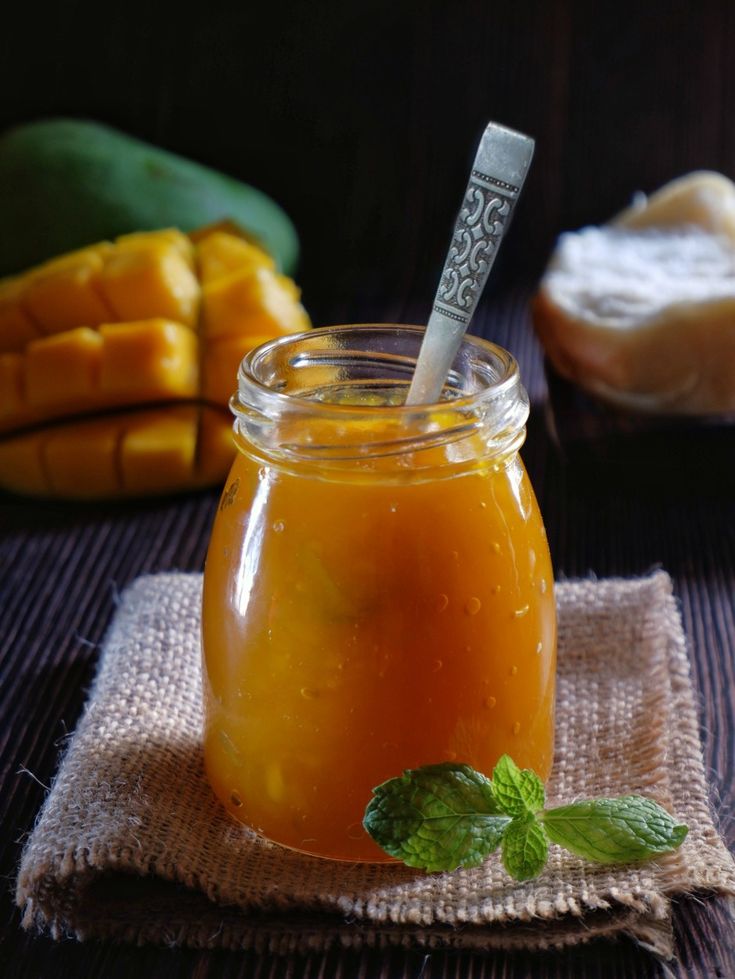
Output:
[533,171,735,414]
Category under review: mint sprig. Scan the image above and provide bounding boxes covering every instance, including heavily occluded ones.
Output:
[541,796,689,863]
[492,753,545,817]
[502,815,549,880]
[363,762,511,872]
[363,755,688,879]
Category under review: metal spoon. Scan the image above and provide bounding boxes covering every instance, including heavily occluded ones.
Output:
[405,122,535,405]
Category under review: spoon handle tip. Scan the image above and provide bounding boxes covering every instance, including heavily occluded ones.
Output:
[406,122,535,405]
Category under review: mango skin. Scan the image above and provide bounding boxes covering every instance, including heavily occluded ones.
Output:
[0,118,299,276]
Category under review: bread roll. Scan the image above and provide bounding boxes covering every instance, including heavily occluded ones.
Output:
[532,172,735,414]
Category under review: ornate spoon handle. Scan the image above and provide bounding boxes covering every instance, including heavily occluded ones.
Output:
[406,122,535,405]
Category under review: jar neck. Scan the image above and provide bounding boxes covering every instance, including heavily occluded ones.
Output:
[230,325,529,477]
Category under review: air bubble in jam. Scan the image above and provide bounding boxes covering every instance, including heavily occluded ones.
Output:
[514,605,530,618]
[492,541,502,554]
[512,721,522,735]
[539,578,547,594]
[509,664,518,676]
[432,659,443,672]
[465,596,482,615]
[230,791,243,807]
[300,687,318,699]
[273,520,285,533]
[435,593,449,613]
[484,695,497,709]
[536,642,543,655]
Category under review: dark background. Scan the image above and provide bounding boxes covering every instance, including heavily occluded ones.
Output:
[2,2,735,977]
[4,1,734,317]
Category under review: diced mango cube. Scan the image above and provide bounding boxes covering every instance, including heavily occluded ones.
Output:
[0,278,38,352]
[0,354,24,420]
[116,229,195,268]
[23,245,113,335]
[25,327,103,408]
[197,407,235,483]
[0,405,233,499]
[101,242,200,327]
[196,232,274,285]
[202,334,271,404]
[201,267,308,341]
[99,319,199,401]
[120,407,197,493]
[44,417,121,498]
[0,430,48,496]
[0,227,311,499]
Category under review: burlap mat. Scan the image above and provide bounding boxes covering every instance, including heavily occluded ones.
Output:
[16,571,735,959]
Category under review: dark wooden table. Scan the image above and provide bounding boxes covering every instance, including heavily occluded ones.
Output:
[2,3,735,976]
[3,288,734,978]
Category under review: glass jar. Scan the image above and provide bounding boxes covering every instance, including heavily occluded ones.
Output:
[202,324,556,861]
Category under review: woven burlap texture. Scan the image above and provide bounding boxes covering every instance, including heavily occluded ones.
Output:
[16,571,735,958]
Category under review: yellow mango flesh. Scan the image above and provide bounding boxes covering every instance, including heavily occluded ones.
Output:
[98,320,199,401]
[26,327,102,409]
[202,267,307,340]
[202,333,272,404]
[116,229,196,266]
[120,407,198,493]
[0,320,199,434]
[0,405,234,500]
[101,241,200,327]
[44,415,122,499]
[197,232,274,284]
[0,226,309,499]
[0,354,23,418]
[23,244,113,334]
[0,279,38,351]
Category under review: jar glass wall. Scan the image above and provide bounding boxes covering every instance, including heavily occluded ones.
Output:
[202,325,556,861]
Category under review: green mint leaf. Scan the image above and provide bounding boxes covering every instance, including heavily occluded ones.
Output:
[541,796,689,864]
[492,754,545,816]
[363,762,511,872]
[501,815,549,880]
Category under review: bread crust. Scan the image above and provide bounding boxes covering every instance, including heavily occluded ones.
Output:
[532,286,735,415]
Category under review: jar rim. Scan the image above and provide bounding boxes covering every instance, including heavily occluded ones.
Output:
[234,324,522,418]
[230,324,529,469]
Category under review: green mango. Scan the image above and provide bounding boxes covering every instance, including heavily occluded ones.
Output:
[0,118,299,276]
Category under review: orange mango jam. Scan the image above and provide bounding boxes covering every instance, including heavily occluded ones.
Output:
[202,409,556,862]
